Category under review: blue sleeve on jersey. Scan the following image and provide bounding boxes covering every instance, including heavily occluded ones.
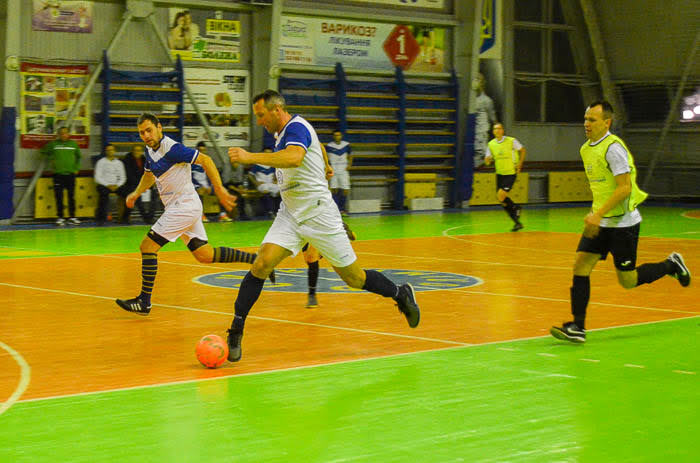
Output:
[283,122,311,150]
[166,143,198,164]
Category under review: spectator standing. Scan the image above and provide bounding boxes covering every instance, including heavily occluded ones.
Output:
[41,126,81,225]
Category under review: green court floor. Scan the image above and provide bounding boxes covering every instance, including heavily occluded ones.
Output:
[1,206,698,462]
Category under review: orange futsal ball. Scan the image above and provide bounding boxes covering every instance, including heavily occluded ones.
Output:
[196,334,229,369]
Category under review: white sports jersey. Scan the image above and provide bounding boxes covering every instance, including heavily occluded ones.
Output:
[274,115,335,222]
[145,135,200,209]
[326,140,351,169]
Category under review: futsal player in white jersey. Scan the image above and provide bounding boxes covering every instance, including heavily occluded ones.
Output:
[115,113,266,316]
[326,129,352,215]
[225,90,420,362]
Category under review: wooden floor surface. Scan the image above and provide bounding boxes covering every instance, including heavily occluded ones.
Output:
[1,231,698,402]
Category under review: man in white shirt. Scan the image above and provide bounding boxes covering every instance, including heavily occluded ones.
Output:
[326,130,352,215]
[115,113,271,316]
[225,90,421,363]
[93,143,127,224]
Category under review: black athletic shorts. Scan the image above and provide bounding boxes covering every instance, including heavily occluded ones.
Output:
[496,174,517,192]
[576,223,640,271]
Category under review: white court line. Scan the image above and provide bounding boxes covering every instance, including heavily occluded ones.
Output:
[0,341,31,416]
[0,282,469,347]
[441,224,700,255]
[673,370,696,375]
[624,364,646,369]
[11,314,700,407]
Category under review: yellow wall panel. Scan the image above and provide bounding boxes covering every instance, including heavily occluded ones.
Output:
[35,177,98,218]
[548,172,593,203]
[404,173,437,205]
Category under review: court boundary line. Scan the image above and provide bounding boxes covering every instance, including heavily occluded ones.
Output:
[13,314,698,407]
[0,340,31,416]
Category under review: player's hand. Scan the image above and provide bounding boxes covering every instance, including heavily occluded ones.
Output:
[215,186,237,212]
[325,166,334,180]
[583,212,601,238]
[125,192,139,208]
[228,147,251,165]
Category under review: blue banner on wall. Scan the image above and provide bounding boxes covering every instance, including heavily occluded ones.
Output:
[0,107,17,219]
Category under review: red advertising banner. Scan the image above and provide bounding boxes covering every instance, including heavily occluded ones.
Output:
[20,62,90,149]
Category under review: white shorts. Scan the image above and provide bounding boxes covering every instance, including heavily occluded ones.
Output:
[151,195,208,243]
[262,203,356,268]
[329,169,350,190]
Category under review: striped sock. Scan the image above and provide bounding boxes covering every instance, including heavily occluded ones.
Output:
[139,252,158,306]
[213,247,257,264]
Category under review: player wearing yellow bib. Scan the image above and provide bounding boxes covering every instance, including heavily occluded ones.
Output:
[484,122,526,231]
[551,100,691,343]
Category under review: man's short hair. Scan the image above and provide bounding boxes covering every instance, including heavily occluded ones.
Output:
[492,121,504,130]
[253,89,286,109]
[333,129,343,135]
[137,112,160,127]
[196,141,207,149]
[587,100,614,120]
[104,143,115,150]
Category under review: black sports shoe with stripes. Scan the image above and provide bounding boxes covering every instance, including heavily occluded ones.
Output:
[550,321,586,343]
[668,252,691,287]
[115,297,151,316]
[394,283,420,328]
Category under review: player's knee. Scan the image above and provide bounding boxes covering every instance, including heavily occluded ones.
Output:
[251,257,273,276]
[618,275,637,289]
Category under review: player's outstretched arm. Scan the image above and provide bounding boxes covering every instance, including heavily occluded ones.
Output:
[195,153,236,212]
[126,171,156,208]
[229,145,305,168]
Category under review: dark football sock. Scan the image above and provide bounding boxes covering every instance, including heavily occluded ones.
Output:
[307,260,319,295]
[571,275,590,329]
[139,252,158,306]
[213,247,256,264]
[362,269,399,298]
[636,260,673,286]
[230,271,265,332]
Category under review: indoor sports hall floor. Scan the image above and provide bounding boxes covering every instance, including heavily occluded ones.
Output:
[1,205,698,462]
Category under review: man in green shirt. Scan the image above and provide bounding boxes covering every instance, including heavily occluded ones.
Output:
[41,126,81,225]
[550,100,691,343]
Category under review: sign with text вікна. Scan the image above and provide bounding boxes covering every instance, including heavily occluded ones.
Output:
[20,62,90,149]
[168,8,241,63]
